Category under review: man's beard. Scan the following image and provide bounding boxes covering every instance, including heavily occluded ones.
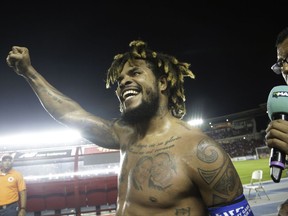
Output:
[121,91,159,124]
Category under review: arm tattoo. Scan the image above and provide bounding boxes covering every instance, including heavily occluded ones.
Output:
[39,87,72,104]
[197,138,219,163]
[197,139,240,203]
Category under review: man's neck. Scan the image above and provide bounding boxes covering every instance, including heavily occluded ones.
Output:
[136,112,175,138]
[1,168,11,174]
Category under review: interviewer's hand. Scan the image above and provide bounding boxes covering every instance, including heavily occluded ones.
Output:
[265,119,288,155]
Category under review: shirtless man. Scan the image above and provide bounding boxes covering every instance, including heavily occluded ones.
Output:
[6,40,253,215]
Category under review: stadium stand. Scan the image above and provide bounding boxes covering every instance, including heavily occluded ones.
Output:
[25,175,117,215]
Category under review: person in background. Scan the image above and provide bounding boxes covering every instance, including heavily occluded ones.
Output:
[266,27,288,216]
[6,40,253,215]
[266,26,288,156]
[0,154,26,216]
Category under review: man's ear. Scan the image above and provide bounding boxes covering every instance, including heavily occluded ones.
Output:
[158,75,168,91]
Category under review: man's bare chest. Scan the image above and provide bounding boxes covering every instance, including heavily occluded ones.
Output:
[121,136,187,191]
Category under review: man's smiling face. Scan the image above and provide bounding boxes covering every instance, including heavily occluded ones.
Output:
[116,59,160,123]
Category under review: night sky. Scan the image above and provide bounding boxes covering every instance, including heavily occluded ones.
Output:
[0,1,287,134]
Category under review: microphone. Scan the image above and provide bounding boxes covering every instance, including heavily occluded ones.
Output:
[267,85,288,183]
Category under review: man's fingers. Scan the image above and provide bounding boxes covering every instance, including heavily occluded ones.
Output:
[6,52,22,68]
[11,46,24,54]
[6,55,14,67]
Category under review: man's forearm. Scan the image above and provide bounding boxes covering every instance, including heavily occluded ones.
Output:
[19,190,27,210]
[24,66,84,122]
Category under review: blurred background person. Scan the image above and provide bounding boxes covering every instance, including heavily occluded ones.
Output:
[0,154,27,216]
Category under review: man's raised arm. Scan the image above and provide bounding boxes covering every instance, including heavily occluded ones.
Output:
[6,46,119,149]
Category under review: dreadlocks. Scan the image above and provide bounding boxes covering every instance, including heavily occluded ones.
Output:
[276,27,288,46]
[106,40,195,119]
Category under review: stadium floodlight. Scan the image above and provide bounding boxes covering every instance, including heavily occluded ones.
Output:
[187,118,203,126]
[0,129,84,150]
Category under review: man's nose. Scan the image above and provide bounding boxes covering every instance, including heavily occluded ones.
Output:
[119,76,132,88]
[282,63,288,75]
[281,64,288,84]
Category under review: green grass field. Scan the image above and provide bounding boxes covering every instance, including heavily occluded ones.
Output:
[233,158,287,184]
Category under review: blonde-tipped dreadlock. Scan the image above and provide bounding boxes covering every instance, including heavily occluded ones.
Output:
[106,40,195,119]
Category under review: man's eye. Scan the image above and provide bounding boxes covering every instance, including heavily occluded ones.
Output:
[277,59,284,66]
[277,57,288,66]
[133,71,140,75]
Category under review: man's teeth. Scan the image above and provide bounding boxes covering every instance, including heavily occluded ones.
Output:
[122,90,138,99]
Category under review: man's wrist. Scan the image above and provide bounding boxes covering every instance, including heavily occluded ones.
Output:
[20,207,25,210]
